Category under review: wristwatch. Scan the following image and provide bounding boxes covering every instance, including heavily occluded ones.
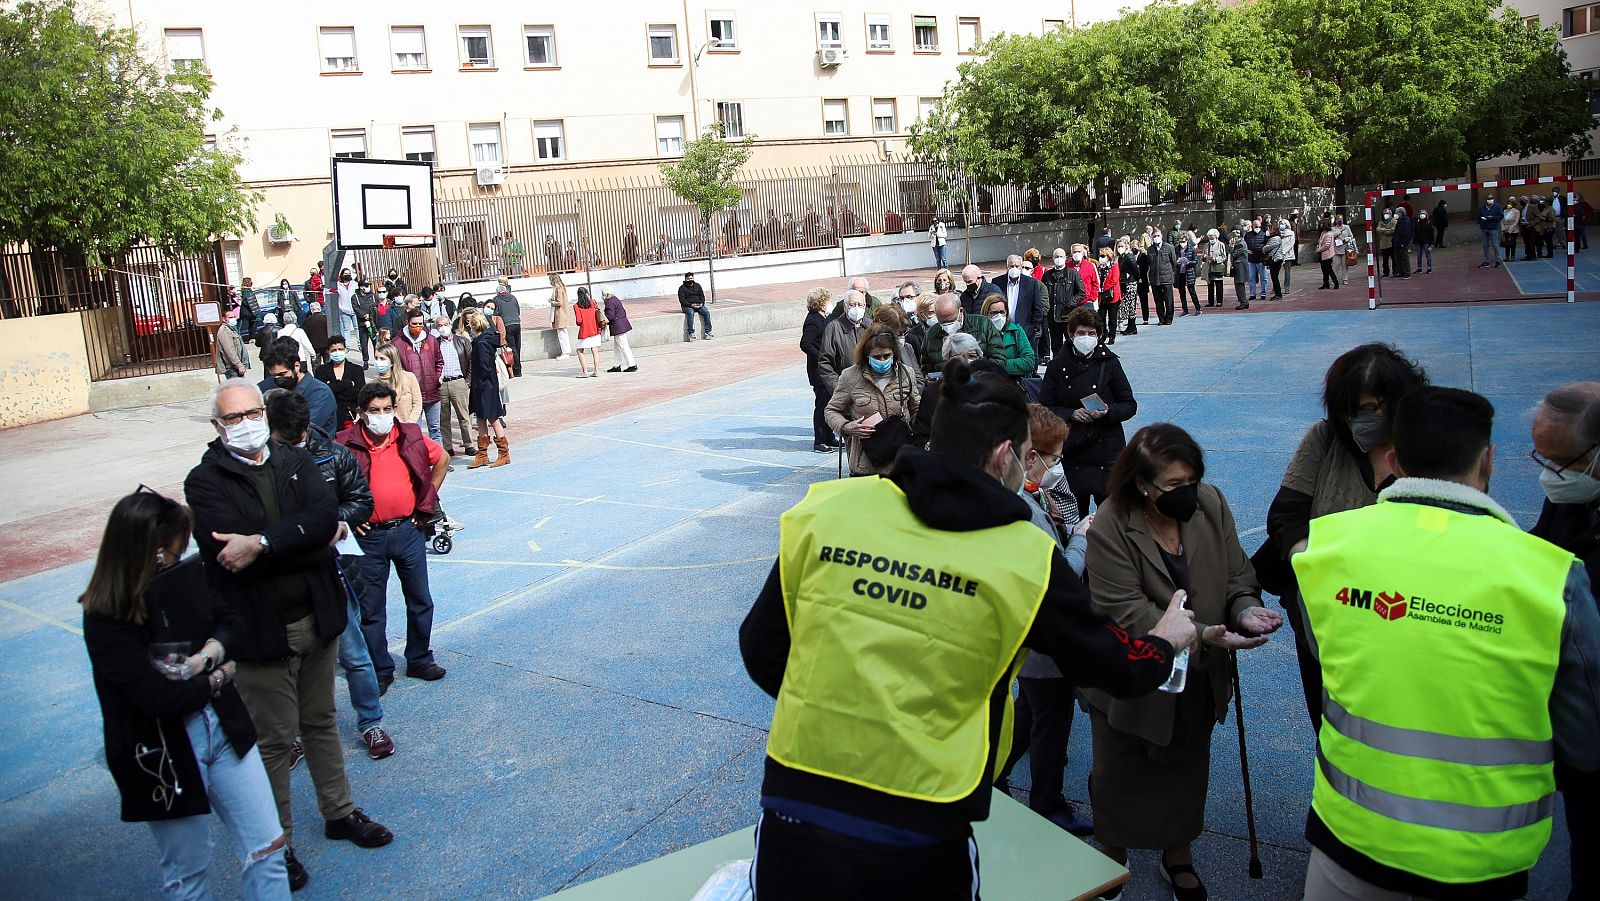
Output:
[198,650,216,673]
[257,534,271,555]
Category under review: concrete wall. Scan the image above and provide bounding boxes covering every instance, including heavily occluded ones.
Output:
[842,219,1080,272]
[0,314,93,429]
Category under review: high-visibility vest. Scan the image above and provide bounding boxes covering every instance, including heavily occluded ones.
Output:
[1292,498,1572,883]
[768,476,1055,803]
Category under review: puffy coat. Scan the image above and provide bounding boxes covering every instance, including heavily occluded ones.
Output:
[305,428,374,525]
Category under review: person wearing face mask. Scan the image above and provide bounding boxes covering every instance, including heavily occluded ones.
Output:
[981,295,1038,380]
[430,316,474,457]
[1084,423,1282,901]
[1039,307,1138,518]
[897,282,930,354]
[919,293,1006,374]
[81,487,292,899]
[1242,218,1268,303]
[1042,246,1088,357]
[336,382,451,695]
[739,358,1196,899]
[1198,229,1227,308]
[816,289,873,397]
[800,288,839,453]
[678,271,712,341]
[1412,210,1435,275]
[333,269,358,349]
[929,216,949,269]
[1252,343,1428,732]
[393,309,445,439]
[989,254,1045,362]
[259,339,337,439]
[930,268,958,297]
[824,323,920,477]
[369,344,420,427]
[871,302,924,385]
[1389,206,1413,280]
[1115,238,1141,335]
[958,264,1001,316]
[1529,382,1600,900]
[1023,247,1045,282]
[1147,230,1180,325]
[1292,387,1600,901]
[313,334,365,430]
[187,381,393,891]
[1094,246,1123,343]
[216,307,248,379]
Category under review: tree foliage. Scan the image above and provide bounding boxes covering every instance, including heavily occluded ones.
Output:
[911,0,1590,193]
[660,122,755,222]
[0,0,257,262]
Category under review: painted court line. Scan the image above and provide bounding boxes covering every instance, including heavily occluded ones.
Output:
[0,598,82,636]
[429,556,772,572]
[567,431,815,470]
[453,484,708,514]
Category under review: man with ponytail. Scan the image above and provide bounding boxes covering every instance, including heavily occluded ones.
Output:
[739,358,1197,899]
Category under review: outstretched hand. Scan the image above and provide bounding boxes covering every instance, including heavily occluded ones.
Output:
[1149,589,1197,652]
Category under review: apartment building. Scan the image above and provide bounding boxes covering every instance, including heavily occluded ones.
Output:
[1484,3,1600,191]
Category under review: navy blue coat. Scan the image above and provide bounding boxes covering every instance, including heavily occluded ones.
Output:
[988,274,1045,346]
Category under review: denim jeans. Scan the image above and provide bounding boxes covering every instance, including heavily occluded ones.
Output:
[355,522,436,677]
[422,400,441,440]
[933,244,947,269]
[146,706,290,900]
[336,559,383,734]
[1482,228,1500,264]
[682,305,712,337]
[1248,261,1266,296]
[1415,243,1433,271]
[339,313,359,350]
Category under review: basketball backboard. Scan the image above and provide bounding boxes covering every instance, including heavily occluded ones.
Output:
[331,158,436,250]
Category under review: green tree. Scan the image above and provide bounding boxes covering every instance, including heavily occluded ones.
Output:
[0,0,257,271]
[660,122,754,303]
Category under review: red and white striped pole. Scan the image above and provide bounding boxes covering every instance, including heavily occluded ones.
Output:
[1566,175,1576,303]
[1365,192,1378,310]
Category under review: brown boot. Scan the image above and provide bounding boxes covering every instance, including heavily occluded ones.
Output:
[467,435,490,469]
[490,436,511,467]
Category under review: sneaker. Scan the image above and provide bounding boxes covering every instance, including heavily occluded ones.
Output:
[324,809,394,848]
[362,726,395,760]
[288,738,305,771]
[702,333,714,340]
[684,335,696,342]
[623,366,638,372]
[813,443,832,454]
[285,847,308,892]
[406,662,447,681]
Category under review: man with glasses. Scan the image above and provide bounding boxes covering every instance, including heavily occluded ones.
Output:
[260,338,337,439]
[1529,381,1600,898]
[186,380,393,891]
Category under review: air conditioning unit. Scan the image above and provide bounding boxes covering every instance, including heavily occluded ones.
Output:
[818,47,845,67]
[266,224,294,244]
[475,165,506,187]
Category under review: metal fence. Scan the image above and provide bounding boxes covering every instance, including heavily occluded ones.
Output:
[0,243,226,380]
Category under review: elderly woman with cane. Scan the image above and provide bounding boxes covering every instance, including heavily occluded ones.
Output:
[1082,423,1282,900]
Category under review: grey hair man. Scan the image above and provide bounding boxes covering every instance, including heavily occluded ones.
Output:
[922,294,1003,374]
[816,289,871,394]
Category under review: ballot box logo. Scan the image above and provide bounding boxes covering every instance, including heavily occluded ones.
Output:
[1335,586,1408,621]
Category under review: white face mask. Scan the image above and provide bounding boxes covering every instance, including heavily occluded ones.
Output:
[900,299,918,314]
[989,313,1007,329]
[365,412,395,436]
[1072,334,1098,357]
[1071,251,1084,263]
[1053,255,1067,267]
[1151,234,1162,244]
[221,417,269,456]
[1008,266,1022,279]
[1540,453,1600,504]
[925,314,940,327]
[846,306,865,323]
[822,301,838,316]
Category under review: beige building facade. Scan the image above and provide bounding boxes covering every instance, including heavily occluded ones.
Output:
[1484,3,1600,192]
[99,1,1132,283]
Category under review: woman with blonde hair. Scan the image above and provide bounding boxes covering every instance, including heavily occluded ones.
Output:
[931,268,958,296]
[371,343,420,425]
[461,308,510,467]
[548,273,573,360]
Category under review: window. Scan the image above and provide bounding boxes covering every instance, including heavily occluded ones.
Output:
[1525,15,1541,27]
[656,116,686,156]
[524,25,557,66]
[918,96,938,122]
[390,26,427,70]
[534,121,565,161]
[872,98,897,134]
[817,14,843,49]
[330,129,368,159]
[402,126,436,165]
[913,15,938,51]
[823,99,848,135]
[319,27,358,72]
[709,12,737,49]
[202,133,218,152]
[1567,4,1600,37]
[716,101,745,138]
[164,28,205,71]
[648,24,679,63]
[866,14,892,51]
[958,17,981,53]
[1043,19,1066,33]
[459,25,494,67]
[469,122,502,163]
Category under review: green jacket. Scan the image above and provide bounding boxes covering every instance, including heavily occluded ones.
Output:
[920,313,1005,373]
[993,322,1038,378]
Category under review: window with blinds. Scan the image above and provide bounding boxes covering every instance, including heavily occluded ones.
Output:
[402,127,436,165]
[872,98,897,134]
[534,121,565,161]
[469,123,502,163]
[823,99,848,135]
[330,129,367,159]
[164,29,205,71]
[913,16,938,51]
[391,26,426,70]
[319,27,359,73]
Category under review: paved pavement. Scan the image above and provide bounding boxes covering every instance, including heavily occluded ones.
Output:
[1,253,1595,898]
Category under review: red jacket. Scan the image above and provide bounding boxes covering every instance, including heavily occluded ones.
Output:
[336,422,440,520]
[1076,259,1101,304]
[394,332,445,403]
[1098,260,1122,303]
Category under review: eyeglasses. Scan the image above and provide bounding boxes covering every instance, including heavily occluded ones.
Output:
[1032,450,1064,468]
[215,407,265,427]
[1530,442,1599,480]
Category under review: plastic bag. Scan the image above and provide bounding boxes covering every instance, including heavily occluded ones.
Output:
[690,859,752,901]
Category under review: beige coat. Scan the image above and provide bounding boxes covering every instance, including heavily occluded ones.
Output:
[550,283,572,328]
[1081,483,1263,746]
[824,363,919,476]
[379,367,422,424]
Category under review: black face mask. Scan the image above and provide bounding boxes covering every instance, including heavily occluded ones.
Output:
[272,373,297,390]
[1152,482,1199,522]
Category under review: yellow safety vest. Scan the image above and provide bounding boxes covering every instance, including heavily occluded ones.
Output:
[1292,497,1572,883]
[768,476,1056,803]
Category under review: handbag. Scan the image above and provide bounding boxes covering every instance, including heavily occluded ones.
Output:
[858,369,913,467]
[498,346,515,367]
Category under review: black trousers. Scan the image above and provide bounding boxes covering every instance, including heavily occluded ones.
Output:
[1558,764,1599,900]
[1048,319,1069,356]
[1179,280,1200,314]
[1137,281,1150,321]
[1379,247,1392,276]
[753,810,980,901]
[997,676,1076,814]
[1097,303,1116,344]
[1152,284,1174,323]
[1392,245,1410,278]
[1234,279,1248,307]
[1435,222,1446,247]
[1543,229,1557,258]
[1064,464,1109,518]
[505,324,523,376]
[1268,260,1283,297]
[1207,278,1223,306]
[1319,258,1339,288]
[809,373,833,445]
[1524,228,1539,260]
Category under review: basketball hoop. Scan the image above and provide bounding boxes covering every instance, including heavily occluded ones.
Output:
[382,232,436,249]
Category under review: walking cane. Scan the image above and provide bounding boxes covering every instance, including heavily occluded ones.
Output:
[1231,650,1264,879]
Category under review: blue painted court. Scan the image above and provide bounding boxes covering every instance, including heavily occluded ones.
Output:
[2,301,1596,899]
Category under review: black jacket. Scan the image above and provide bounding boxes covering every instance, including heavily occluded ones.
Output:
[1533,498,1600,609]
[958,281,1003,316]
[799,310,826,380]
[314,360,366,426]
[184,439,343,661]
[1040,266,1086,323]
[83,556,257,822]
[1392,215,1414,247]
[1413,219,1435,245]
[909,359,1003,448]
[738,447,1175,839]
[678,281,706,309]
[306,428,374,524]
[1038,344,1137,470]
[1244,227,1268,263]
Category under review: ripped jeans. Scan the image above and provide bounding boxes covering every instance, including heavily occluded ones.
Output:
[146,705,290,900]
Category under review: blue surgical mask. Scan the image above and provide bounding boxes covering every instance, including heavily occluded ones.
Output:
[868,356,894,375]
[329,350,346,363]
[374,359,392,375]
